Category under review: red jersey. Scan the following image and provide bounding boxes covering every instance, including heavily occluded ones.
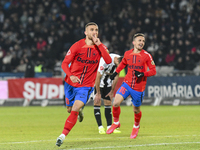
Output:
[116,49,156,92]
[62,39,111,87]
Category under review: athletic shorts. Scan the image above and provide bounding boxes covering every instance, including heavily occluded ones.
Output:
[116,82,145,107]
[64,82,94,107]
[94,86,111,100]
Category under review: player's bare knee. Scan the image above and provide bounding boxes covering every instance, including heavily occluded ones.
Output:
[104,100,111,106]
[94,101,101,106]
[113,101,120,107]
[67,107,72,113]
[133,106,140,114]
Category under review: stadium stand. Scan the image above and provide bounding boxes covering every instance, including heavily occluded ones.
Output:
[0,0,200,76]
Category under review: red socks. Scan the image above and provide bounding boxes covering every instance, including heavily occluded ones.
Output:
[112,106,121,122]
[62,111,79,136]
[134,111,142,126]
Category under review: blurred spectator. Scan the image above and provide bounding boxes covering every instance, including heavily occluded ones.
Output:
[154,50,166,66]
[16,59,26,72]
[10,53,20,70]
[174,57,185,70]
[24,58,35,78]
[36,37,47,51]
[34,61,43,73]
[184,55,196,70]
[0,0,199,74]
[165,49,176,66]
[2,51,12,72]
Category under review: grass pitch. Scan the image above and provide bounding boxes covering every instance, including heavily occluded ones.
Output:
[0,105,200,150]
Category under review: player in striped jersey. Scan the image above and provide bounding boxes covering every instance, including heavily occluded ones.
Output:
[93,54,123,134]
[106,33,156,139]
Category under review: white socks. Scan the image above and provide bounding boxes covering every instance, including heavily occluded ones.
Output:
[133,125,140,128]
[113,121,119,125]
[59,134,66,140]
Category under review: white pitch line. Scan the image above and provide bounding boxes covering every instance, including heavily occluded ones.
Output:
[0,140,55,145]
[67,142,200,150]
[0,135,199,145]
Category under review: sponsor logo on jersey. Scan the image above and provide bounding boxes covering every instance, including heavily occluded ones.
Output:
[77,57,98,64]
[100,66,104,70]
[128,64,143,69]
[151,60,155,65]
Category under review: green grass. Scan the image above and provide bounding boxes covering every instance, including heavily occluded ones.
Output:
[0,106,200,150]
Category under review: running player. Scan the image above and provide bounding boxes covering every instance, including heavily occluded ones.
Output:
[106,33,156,139]
[56,22,111,147]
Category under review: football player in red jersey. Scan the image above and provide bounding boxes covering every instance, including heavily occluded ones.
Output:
[106,33,156,139]
[56,22,111,147]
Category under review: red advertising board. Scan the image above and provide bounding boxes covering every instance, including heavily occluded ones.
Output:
[8,78,63,99]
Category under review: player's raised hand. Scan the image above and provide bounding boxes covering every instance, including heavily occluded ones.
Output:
[70,75,81,83]
[92,35,101,46]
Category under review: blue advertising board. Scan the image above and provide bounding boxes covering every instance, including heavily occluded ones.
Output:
[146,76,200,98]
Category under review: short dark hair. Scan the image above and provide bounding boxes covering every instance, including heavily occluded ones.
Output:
[85,22,98,30]
[133,33,145,40]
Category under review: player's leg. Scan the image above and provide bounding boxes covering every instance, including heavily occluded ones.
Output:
[94,89,105,134]
[63,80,66,107]
[78,107,84,122]
[104,99,121,134]
[130,90,144,139]
[106,82,130,134]
[56,83,75,147]
[104,99,112,129]
[101,87,112,132]
[56,86,93,147]
[66,106,72,113]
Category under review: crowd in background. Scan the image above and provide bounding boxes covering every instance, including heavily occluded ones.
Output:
[0,0,200,75]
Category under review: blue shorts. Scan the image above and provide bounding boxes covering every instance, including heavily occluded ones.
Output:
[116,82,145,107]
[64,82,94,107]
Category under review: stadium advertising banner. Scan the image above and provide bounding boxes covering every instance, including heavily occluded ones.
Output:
[0,81,8,99]
[8,78,63,100]
[146,76,200,98]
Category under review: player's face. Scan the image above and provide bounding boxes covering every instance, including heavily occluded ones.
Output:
[133,36,145,50]
[85,25,99,40]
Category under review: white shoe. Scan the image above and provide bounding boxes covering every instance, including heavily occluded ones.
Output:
[56,135,64,147]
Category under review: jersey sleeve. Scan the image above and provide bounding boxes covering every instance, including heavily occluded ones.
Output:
[144,52,156,77]
[98,44,112,64]
[61,43,78,77]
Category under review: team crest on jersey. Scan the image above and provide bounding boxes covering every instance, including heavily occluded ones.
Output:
[67,49,71,56]
[151,60,155,65]
[100,66,104,70]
